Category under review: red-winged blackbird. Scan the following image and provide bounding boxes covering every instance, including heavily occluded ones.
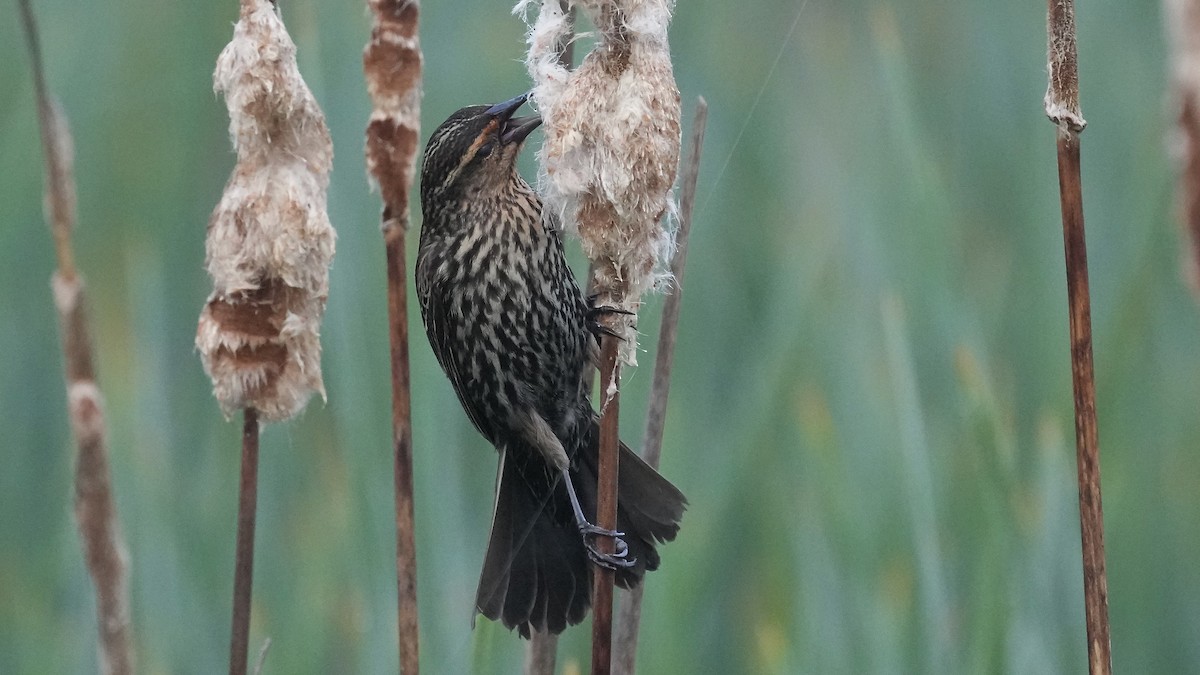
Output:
[416,93,687,637]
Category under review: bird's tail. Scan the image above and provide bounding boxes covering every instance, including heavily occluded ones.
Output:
[475,419,687,637]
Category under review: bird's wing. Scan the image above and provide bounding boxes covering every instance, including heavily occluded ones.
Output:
[419,271,497,442]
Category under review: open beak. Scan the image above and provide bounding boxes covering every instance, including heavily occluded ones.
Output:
[501,115,542,145]
[485,92,543,146]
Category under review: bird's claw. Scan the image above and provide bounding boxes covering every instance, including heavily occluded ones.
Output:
[586,300,634,343]
[580,524,636,570]
[587,319,624,342]
[585,294,635,319]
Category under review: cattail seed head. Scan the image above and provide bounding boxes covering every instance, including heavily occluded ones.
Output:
[364,0,424,225]
[197,0,336,422]
[518,0,681,363]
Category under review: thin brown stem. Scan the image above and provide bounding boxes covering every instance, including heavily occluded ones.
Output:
[1055,129,1111,675]
[580,264,601,393]
[229,408,261,675]
[1044,2,1111,673]
[637,97,706,472]
[386,222,420,675]
[591,336,621,675]
[19,0,76,280]
[21,3,134,674]
[364,1,423,670]
[613,97,707,675]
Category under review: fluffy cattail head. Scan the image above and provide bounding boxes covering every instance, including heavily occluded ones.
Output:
[518,0,681,362]
[197,0,336,422]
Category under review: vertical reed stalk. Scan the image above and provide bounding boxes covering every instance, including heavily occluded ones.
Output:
[1044,2,1112,672]
[613,96,707,675]
[591,336,622,675]
[385,222,419,675]
[19,3,135,673]
[364,2,424,671]
[229,408,260,675]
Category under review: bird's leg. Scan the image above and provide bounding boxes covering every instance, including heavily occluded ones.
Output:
[561,469,635,570]
[585,294,635,342]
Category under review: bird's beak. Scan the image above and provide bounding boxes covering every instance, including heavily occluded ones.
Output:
[485,92,530,118]
[486,93,543,146]
[501,115,542,145]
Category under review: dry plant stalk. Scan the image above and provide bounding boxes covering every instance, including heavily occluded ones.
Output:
[230,408,261,675]
[613,96,706,675]
[363,1,423,672]
[198,2,335,674]
[1165,0,1200,294]
[592,337,622,675]
[1044,2,1112,674]
[519,1,681,672]
[19,2,136,673]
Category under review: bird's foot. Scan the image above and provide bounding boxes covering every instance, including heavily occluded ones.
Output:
[560,467,636,569]
[585,296,634,342]
[580,522,636,570]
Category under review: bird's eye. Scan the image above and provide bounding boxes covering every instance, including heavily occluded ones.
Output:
[477,142,494,159]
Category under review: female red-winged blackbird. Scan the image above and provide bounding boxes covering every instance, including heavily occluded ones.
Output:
[416,93,686,637]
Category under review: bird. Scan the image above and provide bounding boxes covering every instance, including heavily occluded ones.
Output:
[416,92,687,637]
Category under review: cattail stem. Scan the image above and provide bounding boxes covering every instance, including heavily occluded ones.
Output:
[1044,2,1112,673]
[385,221,420,675]
[1056,130,1112,675]
[20,3,135,674]
[363,1,423,670]
[637,97,706,470]
[613,96,707,675]
[229,407,261,675]
[19,0,75,281]
[591,335,622,675]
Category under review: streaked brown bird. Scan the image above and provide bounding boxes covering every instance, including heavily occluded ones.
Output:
[416,93,686,637]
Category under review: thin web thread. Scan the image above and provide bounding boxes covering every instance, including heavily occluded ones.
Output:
[700,0,808,215]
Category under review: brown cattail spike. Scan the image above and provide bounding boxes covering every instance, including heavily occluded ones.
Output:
[197,0,336,423]
[365,0,424,229]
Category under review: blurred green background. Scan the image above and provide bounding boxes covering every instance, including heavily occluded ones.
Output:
[1,0,1194,672]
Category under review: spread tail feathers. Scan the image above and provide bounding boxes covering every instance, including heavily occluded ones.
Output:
[475,421,687,637]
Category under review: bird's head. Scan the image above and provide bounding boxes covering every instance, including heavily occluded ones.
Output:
[420,93,542,204]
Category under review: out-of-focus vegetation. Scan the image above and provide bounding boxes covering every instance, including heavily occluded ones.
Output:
[1,1,1194,673]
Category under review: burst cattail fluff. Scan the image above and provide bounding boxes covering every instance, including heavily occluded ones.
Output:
[197,0,336,422]
[517,0,681,362]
